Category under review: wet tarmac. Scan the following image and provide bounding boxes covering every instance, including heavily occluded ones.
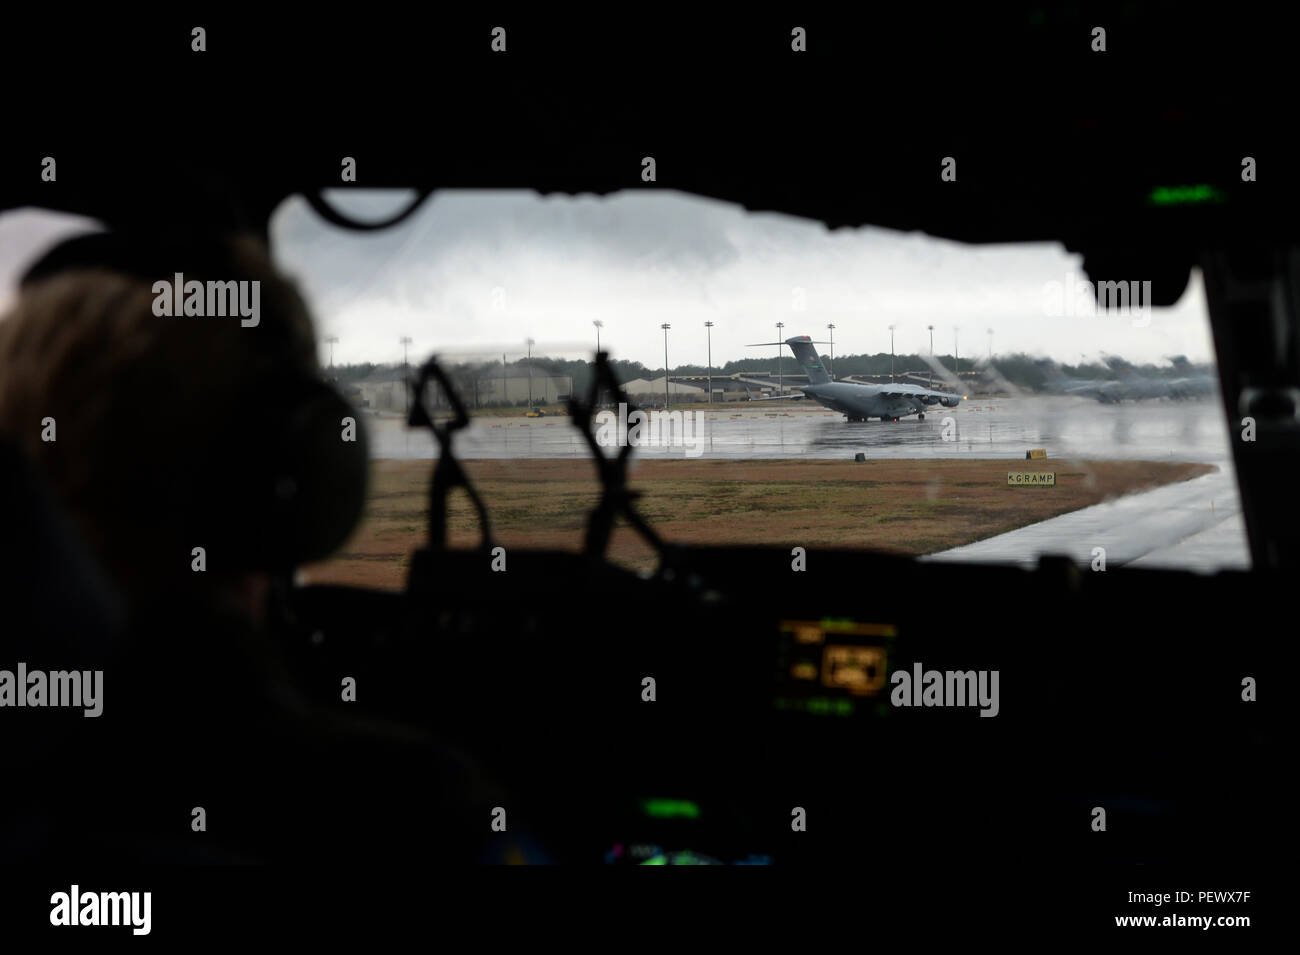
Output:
[364,395,1250,573]
[926,465,1249,573]
[366,395,1233,465]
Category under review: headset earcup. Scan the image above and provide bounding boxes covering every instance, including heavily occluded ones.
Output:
[211,379,369,572]
[274,380,370,567]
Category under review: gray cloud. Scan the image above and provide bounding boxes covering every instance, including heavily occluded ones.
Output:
[0,195,1214,374]
[271,189,1215,370]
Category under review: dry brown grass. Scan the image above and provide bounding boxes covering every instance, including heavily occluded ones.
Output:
[301,457,1215,589]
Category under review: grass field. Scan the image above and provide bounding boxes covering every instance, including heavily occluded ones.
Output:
[300,457,1216,589]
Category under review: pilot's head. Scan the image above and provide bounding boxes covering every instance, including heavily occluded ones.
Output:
[0,232,364,625]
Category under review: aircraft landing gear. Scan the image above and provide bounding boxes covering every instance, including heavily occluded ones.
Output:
[917,412,925,420]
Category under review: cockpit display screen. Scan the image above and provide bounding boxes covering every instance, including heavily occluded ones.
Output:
[774,619,896,716]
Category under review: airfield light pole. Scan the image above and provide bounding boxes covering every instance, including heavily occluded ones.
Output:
[325,335,338,369]
[399,336,413,413]
[592,322,605,408]
[827,323,836,380]
[928,324,935,388]
[953,327,960,380]
[527,337,535,406]
[704,321,714,405]
[889,324,896,381]
[661,323,671,410]
[775,321,785,395]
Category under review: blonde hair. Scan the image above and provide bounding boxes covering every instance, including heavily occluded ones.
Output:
[0,236,320,601]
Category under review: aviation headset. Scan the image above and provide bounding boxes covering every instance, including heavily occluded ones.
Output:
[17,230,369,575]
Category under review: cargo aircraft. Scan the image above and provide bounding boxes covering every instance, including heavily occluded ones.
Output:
[746,336,963,421]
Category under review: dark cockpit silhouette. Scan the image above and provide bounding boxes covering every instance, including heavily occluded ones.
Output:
[0,232,505,864]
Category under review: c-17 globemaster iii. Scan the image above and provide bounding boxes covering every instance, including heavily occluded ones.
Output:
[747,336,962,421]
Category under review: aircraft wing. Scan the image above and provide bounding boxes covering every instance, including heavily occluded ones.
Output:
[744,385,808,401]
[875,383,962,406]
[746,391,809,401]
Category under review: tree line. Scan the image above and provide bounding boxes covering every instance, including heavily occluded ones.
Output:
[327,352,1214,397]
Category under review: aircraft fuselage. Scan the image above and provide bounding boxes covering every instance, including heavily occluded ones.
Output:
[802,381,960,421]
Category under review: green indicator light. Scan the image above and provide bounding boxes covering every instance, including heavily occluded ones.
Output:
[640,798,702,820]
[641,855,667,865]
[1147,184,1226,207]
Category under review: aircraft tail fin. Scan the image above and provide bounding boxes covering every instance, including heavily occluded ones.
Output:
[784,336,831,385]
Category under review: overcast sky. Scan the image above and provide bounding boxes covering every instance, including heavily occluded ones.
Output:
[1,191,1216,370]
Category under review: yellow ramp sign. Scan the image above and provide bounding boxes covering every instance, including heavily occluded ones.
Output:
[1007,471,1056,487]
[1026,448,1047,459]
